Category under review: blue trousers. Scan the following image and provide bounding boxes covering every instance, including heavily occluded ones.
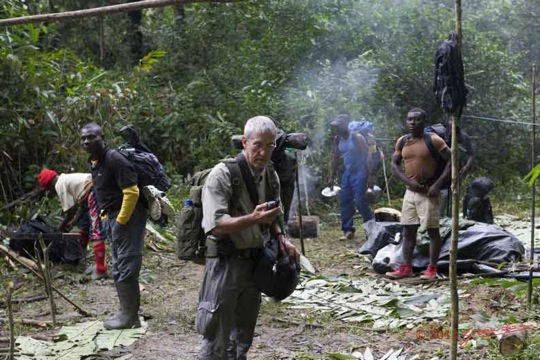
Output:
[340,168,374,232]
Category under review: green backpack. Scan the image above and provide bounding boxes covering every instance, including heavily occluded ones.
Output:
[175,159,242,264]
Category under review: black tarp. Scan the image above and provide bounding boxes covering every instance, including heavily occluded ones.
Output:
[359,219,525,274]
[9,215,84,264]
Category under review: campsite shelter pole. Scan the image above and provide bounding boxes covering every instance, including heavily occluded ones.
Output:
[295,151,305,255]
[450,1,462,359]
[0,0,239,28]
[528,64,536,305]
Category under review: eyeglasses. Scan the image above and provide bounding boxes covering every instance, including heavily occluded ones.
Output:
[247,140,276,152]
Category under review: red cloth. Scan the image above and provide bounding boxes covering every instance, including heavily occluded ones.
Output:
[79,230,90,248]
[93,241,107,274]
[38,169,58,189]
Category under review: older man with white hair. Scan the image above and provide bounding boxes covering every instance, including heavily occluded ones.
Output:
[196,116,300,360]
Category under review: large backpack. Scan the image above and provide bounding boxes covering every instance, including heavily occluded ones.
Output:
[463,177,494,224]
[433,32,467,114]
[345,120,384,175]
[175,158,246,263]
[398,131,448,185]
[116,147,171,193]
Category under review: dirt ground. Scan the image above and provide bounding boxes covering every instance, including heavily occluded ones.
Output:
[1,219,537,360]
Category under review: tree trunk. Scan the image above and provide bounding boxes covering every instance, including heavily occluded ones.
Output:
[499,332,527,356]
[128,0,144,62]
[287,216,319,239]
[175,5,185,33]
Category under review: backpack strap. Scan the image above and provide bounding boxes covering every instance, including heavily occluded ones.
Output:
[423,132,440,161]
[398,134,411,152]
[398,133,439,162]
[223,160,243,207]
[224,155,280,215]
[235,153,260,206]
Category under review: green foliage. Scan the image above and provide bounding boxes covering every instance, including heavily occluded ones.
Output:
[1,0,539,221]
[524,163,540,186]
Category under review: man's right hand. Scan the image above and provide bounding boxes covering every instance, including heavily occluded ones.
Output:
[407,179,427,194]
[253,203,282,225]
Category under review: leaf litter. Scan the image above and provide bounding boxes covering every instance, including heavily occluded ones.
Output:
[283,273,466,330]
[15,317,148,359]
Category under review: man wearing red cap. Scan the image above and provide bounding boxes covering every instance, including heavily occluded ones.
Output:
[38,169,108,280]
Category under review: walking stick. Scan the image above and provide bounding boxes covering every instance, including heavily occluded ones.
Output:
[295,151,305,255]
[528,64,536,306]
[381,154,392,205]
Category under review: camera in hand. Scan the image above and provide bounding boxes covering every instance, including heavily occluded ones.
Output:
[266,199,280,210]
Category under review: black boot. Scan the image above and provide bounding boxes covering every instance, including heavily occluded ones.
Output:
[103,279,141,329]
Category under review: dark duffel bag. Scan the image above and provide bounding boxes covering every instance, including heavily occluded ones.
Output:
[252,237,300,301]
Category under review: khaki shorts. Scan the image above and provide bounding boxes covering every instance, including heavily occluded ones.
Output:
[401,189,440,229]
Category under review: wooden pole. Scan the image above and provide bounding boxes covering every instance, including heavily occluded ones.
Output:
[528,64,537,305]
[295,152,305,255]
[382,156,392,205]
[0,0,240,28]
[5,281,15,360]
[450,1,462,359]
[0,244,92,316]
[37,237,56,327]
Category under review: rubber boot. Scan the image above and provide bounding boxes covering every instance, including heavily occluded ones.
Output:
[92,240,107,280]
[103,281,122,322]
[103,279,141,330]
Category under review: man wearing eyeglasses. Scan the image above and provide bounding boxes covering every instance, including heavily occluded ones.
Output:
[196,116,300,359]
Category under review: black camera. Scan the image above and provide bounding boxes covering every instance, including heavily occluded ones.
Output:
[266,199,280,210]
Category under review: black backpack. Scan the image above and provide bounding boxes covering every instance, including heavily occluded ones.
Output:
[463,177,494,224]
[116,147,171,193]
[398,131,448,185]
[434,32,467,114]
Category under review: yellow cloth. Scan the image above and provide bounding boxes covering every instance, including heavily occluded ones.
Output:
[116,185,139,225]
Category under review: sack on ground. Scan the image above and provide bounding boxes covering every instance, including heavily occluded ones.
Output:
[252,237,300,301]
[9,216,84,264]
